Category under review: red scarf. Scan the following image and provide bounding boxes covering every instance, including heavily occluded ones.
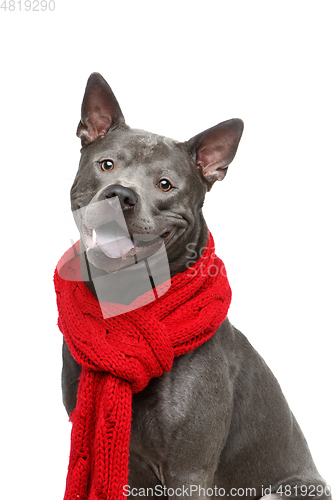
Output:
[54,234,231,500]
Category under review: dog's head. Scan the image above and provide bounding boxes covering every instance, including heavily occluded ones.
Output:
[71,73,243,275]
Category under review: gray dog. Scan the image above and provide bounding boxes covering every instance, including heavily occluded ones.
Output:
[61,73,330,500]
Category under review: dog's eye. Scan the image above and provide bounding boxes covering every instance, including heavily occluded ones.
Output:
[158,179,172,192]
[100,160,114,171]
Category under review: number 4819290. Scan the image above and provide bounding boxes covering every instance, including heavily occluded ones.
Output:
[0,0,55,11]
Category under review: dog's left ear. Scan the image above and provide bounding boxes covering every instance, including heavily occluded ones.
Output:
[77,73,125,147]
[188,119,244,187]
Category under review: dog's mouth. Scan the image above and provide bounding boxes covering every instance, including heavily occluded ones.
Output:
[80,220,175,271]
[92,222,135,260]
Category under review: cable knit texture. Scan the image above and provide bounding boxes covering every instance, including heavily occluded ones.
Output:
[54,234,231,500]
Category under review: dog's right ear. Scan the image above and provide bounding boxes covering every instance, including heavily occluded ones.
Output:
[77,73,125,147]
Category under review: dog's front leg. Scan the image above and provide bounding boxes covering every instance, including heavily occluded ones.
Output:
[162,472,215,500]
[160,447,223,500]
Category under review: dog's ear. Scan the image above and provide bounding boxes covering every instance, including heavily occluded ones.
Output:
[77,73,125,147]
[188,119,243,187]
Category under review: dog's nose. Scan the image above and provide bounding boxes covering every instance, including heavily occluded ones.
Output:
[103,184,138,210]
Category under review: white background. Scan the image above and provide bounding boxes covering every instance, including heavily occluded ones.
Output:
[0,1,332,498]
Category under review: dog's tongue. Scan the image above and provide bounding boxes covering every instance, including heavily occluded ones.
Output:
[95,221,134,259]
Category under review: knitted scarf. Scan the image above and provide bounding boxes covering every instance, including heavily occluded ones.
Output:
[54,233,231,500]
